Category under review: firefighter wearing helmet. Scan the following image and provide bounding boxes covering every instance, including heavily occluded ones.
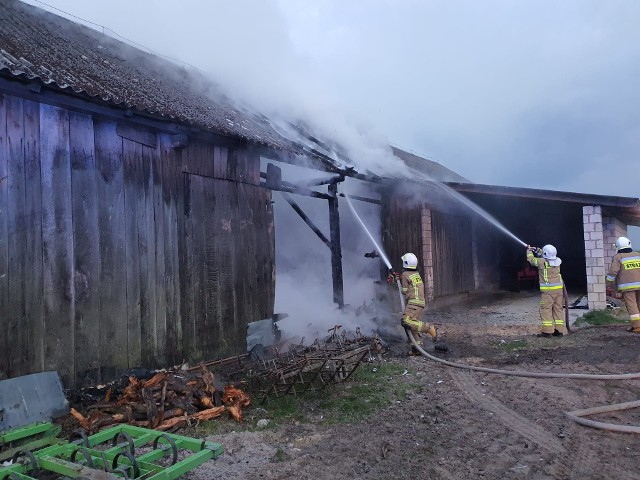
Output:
[526,244,566,337]
[606,236,640,333]
[399,253,437,355]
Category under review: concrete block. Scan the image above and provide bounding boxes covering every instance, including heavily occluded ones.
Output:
[583,223,595,233]
[596,239,604,249]
[596,257,605,267]
[583,206,594,215]
[584,240,595,250]
[592,248,605,258]
[585,258,596,267]
[593,283,606,293]
[594,205,602,214]
[585,249,591,258]
[585,267,593,276]
[587,275,596,285]
[592,266,605,276]
[594,222,603,232]
[590,213,602,224]
[591,231,604,240]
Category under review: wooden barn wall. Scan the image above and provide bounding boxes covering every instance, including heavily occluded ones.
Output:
[431,211,475,297]
[0,92,274,386]
[381,195,423,310]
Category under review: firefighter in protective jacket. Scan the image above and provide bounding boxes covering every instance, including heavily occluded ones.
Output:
[606,236,640,333]
[526,245,566,338]
[399,253,437,355]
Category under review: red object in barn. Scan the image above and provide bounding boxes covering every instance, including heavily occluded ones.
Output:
[517,262,538,287]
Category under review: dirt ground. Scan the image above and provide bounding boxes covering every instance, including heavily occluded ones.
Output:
[188,292,640,479]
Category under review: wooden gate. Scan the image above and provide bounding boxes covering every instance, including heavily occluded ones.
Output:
[183,174,275,361]
[432,211,474,297]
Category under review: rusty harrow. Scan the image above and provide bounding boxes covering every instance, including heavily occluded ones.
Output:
[235,325,382,404]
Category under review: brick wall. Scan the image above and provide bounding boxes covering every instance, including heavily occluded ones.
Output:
[583,206,606,309]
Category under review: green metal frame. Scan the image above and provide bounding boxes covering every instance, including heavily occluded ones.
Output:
[0,424,223,479]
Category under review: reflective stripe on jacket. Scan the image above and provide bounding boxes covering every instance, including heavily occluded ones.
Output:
[527,251,564,291]
[607,251,640,291]
[401,269,426,307]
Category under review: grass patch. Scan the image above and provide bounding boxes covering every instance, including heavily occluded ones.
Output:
[192,361,421,435]
[498,339,528,351]
[574,309,623,326]
[271,447,288,463]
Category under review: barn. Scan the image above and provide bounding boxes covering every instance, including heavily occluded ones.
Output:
[2,0,639,388]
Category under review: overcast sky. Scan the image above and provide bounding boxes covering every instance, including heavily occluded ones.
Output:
[23,0,640,200]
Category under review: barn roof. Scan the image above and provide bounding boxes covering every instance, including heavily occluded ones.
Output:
[0,0,471,182]
[448,182,640,225]
[0,0,296,152]
[391,146,469,183]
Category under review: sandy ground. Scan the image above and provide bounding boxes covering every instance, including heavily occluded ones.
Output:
[187,292,640,480]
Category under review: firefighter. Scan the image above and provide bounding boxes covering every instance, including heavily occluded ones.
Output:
[399,253,436,355]
[526,245,566,338]
[606,236,640,333]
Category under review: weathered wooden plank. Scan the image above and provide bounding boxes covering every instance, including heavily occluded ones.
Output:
[213,146,227,179]
[94,120,127,381]
[116,122,157,148]
[122,138,142,369]
[22,99,44,374]
[216,180,236,357]
[0,95,10,376]
[233,149,248,184]
[158,134,180,365]
[225,148,238,182]
[6,96,28,376]
[183,173,199,360]
[69,111,101,386]
[139,145,157,367]
[178,168,191,362]
[150,143,166,367]
[40,103,75,385]
[245,149,261,186]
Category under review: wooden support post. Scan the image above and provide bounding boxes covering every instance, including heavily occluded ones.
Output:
[328,183,344,308]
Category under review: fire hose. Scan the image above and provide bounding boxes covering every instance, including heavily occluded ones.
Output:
[396,280,640,433]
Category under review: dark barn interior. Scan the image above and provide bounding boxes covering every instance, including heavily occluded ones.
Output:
[465,192,588,293]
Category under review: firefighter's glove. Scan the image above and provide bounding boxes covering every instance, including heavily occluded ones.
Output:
[387,271,400,284]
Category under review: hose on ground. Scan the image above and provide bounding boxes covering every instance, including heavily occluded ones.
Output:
[565,400,640,434]
[407,330,640,380]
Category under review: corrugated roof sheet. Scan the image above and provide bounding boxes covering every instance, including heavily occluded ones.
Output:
[0,0,294,150]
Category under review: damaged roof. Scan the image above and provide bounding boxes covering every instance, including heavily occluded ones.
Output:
[391,146,469,183]
[0,0,295,151]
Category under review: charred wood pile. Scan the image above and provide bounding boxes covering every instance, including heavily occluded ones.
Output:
[69,367,250,434]
[68,327,383,433]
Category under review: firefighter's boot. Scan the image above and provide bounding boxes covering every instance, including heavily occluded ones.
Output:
[407,344,421,356]
[424,324,437,342]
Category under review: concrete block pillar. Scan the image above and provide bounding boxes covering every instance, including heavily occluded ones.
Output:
[421,206,435,303]
[603,216,628,269]
[583,205,606,310]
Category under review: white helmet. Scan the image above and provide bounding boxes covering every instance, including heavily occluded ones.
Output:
[401,253,418,269]
[542,244,557,260]
[615,236,632,250]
